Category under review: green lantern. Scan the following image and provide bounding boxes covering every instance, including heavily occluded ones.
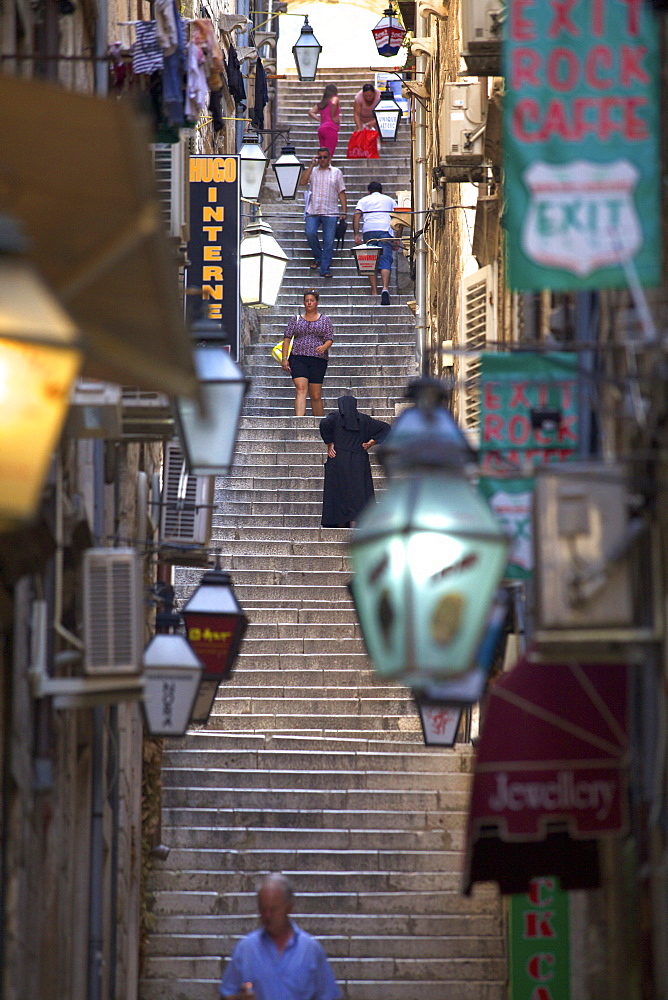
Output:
[349,378,509,685]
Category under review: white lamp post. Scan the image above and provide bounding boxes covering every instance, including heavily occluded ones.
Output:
[372,6,406,57]
[272,144,304,200]
[239,217,288,308]
[292,16,322,81]
[239,132,268,202]
[176,317,250,476]
[0,214,82,521]
[373,85,403,141]
[143,633,203,736]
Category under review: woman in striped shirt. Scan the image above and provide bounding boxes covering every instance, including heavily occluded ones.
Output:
[281,289,334,416]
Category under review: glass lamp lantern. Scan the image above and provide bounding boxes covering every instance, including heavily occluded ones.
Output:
[182,567,249,723]
[0,214,82,521]
[348,378,509,686]
[239,218,288,308]
[292,16,322,81]
[372,6,406,57]
[272,144,304,200]
[373,85,403,141]
[143,633,203,736]
[239,132,268,202]
[352,243,382,274]
[176,318,250,477]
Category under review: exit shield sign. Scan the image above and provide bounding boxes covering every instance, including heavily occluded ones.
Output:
[503,0,660,291]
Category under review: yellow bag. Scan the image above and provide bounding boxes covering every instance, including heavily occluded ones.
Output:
[272,336,293,364]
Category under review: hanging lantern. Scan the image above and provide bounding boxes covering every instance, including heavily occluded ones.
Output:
[348,378,509,687]
[182,566,249,723]
[292,15,322,82]
[239,132,268,202]
[414,695,463,747]
[0,214,82,522]
[239,217,288,308]
[272,144,304,200]
[372,6,406,57]
[176,317,250,477]
[373,85,403,141]
[351,242,382,274]
[143,633,203,736]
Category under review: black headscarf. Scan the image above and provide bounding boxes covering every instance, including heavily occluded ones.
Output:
[338,395,360,430]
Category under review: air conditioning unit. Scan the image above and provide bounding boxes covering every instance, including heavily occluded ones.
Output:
[67,379,122,439]
[439,81,488,182]
[121,389,174,440]
[461,0,503,76]
[152,139,189,243]
[82,549,143,675]
[457,263,497,440]
[160,440,213,551]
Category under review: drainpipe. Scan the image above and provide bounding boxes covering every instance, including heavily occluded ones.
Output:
[94,0,108,96]
[414,8,428,377]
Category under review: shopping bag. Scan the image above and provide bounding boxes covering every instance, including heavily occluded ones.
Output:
[346,128,379,159]
[272,337,293,364]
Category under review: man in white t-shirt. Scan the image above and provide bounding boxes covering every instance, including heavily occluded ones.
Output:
[353,181,397,305]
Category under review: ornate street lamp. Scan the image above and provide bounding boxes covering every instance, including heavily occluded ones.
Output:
[414,695,463,747]
[143,633,204,736]
[292,15,322,81]
[272,144,304,200]
[0,213,82,521]
[175,316,250,477]
[239,216,288,308]
[372,6,406,57]
[351,242,382,274]
[348,378,509,687]
[373,85,403,141]
[239,132,268,202]
[181,566,249,723]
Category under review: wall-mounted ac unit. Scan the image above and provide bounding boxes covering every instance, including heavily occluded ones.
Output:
[67,379,122,439]
[121,389,174,440]
[439,81,488,182]
[152,139,189,243]
[160,440,213,551]
[457,263,497,440]
[461,0,503,76]
[82,549,142,675]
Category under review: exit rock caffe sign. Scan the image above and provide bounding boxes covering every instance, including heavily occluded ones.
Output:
[504,0,660,291]
[186,156,240,358]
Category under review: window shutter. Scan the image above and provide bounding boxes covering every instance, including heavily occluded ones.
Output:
[458,263,497,439]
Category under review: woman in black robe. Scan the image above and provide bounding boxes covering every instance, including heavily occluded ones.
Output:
[319,396,391,528]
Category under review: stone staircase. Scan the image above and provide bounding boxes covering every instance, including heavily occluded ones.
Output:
[140,69,504,1000]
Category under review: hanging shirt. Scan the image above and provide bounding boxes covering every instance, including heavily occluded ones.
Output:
[252,57,268,130]
[225,43,246,104]
[154,0,178,55]
[186,40,208,119]
[132,21,164,75]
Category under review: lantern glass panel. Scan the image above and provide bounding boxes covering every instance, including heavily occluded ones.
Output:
[143,634,203,736]
[352,243,382,274]
[272,147,303,200]
[374,91,402,140]
[239,138,268,201]
[292,20,322,82]
[372,9,406,57]
[239,228,288,308]
[176,346,248,475]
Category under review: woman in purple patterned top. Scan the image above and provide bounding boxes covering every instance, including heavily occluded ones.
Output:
[281,289,334,416]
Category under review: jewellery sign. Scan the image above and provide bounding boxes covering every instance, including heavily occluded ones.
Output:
[504,0,660,290]
[187,156,240,357]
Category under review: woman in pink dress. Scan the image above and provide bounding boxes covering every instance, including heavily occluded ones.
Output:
[308,84,341,157]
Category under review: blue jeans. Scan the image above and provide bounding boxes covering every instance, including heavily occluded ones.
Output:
[305,214,338,275]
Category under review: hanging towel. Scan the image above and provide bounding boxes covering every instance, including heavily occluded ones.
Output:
[225,43,246,104]
[186,39,209,120]
[155,0,178,55]
[251,57,268,131]
[132,21,164,75]
[162,9,185,126]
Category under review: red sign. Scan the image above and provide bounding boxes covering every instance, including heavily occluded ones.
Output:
[467,657,629,840]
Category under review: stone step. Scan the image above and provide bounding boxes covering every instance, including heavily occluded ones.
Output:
[140,978,504,1000]
[162,767,458,792]
[144,870,470,895]
[162,824,465,853]
[161,747,464,773]
[149,913,502,939]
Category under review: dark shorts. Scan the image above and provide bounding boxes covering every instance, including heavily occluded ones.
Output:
[289,354,328,383]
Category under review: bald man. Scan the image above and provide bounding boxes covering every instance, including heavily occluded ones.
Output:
[220,874,341,1000]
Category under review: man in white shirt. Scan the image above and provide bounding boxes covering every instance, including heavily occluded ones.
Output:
[353,181,397,304]
[299,147,347,278]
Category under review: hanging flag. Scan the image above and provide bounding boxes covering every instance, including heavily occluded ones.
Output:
[503,0,660,290]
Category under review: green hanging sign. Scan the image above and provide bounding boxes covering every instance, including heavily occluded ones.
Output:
[503,0,660,291]
[509,877,570,1000]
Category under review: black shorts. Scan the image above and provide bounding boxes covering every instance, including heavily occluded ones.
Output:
[289,354,328,383]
